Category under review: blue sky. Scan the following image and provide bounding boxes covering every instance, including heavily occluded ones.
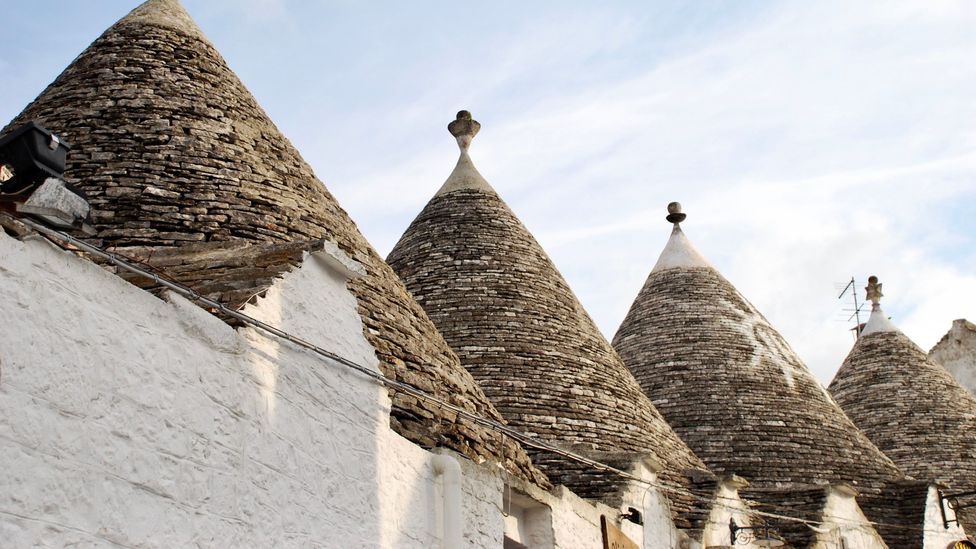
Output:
[2,0,974,383]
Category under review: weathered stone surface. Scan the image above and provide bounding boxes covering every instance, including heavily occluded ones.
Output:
[930,319,976,396]
[1,0,546,486]
[387,160,712,531]
[612,226,907,546]
[830,323,976,532]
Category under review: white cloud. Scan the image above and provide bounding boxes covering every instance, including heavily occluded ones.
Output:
[334,0,976,383]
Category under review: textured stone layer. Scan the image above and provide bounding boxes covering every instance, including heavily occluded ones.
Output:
[612,265,906,545]
[1,0,546,485]
[387,185,711,527]
[830,328,976,531]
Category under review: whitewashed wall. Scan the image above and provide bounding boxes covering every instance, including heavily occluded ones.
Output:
[0,231,503,548]
[930,319,976,396]
[0,229,693,548]
[923,485,966,549]
[813,486,886,549]
[697,479,757,549]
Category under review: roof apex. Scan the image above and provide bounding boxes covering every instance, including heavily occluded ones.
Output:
[652,224,712,273]
[651,202,711,273]
[860,306,901,337]
[435,111,495,197]
[860,277,901,337]
[117,0,202,38]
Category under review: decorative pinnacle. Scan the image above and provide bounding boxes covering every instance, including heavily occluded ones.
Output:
[448,110,480,151]
[865,276,883,309]
[666,202,686,224]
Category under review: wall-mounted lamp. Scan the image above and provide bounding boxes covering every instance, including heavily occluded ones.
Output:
[938,489,976,529]
[620,507,643,526]
[730,518,784,547]
[0,121,92,233]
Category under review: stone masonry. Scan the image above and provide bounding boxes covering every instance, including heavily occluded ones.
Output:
[612,219,907,547]
[387,116,713,532]
[830,306,976,532]
[1,0,546,486]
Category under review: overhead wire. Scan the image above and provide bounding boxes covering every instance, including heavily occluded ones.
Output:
[14,217,967,540]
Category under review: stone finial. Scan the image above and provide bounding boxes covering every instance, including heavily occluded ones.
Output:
[865,276,883,310]
[448,110,480,151]
[666,201,686,224]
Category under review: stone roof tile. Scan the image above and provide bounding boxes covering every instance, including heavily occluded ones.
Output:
[829,281,976,532]
[1,0,546,485]
[387,113,713,527]
[612,208,907,545]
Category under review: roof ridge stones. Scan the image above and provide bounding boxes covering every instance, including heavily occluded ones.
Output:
[1,0,547,485]
[387,112,713,526]
[612,205,907,545]
[829,276,976,531]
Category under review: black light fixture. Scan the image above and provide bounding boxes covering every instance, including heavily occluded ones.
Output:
[0,121,69,194]
[938,489,976,529]
[730,518,784,547]
[0,121,93,233]
[620,507,643,525]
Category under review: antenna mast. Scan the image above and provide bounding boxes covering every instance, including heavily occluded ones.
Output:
[837,277,867,339]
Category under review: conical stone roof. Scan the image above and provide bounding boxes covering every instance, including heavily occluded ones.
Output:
[1,0,546,485]
[611,205,905,539]
[387,113,711,521]
[829,277,976,529]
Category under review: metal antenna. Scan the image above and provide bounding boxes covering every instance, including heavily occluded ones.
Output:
[836,277,867,339]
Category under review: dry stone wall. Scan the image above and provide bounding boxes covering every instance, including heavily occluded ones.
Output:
[0,0,544,484]
[612,265,907,546]
[387,186,710,529]
[830,329,976,531]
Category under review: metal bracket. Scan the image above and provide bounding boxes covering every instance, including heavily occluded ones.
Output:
[939,489,976,529]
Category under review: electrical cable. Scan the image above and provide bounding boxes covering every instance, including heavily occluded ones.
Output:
[14,217,969,540]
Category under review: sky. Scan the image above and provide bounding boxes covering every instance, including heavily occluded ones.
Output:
[1,0,974,384]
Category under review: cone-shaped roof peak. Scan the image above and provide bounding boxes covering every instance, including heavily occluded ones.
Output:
[860,276,901,336]
[652,202,711,272]
[119,0,202,37]
[2,3,546,485]
[435,110,495,197]
[830,284,976,530]
[613,211,905,544]
[389,118,712,525]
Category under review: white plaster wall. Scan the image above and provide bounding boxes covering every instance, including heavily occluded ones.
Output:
[530,479,680,549]
[615,463,680,549]
[698,482,760,549]
[930,320,976,396]
[547,486,608,548]
[813,488,886,549]
[0,231,502,548]
[923,485,967,549]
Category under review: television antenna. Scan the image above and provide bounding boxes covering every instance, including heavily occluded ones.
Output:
[836,277,868,339]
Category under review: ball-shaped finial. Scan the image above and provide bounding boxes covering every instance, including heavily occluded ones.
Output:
[448,110,481,150]
[666,201,687,224]
[868,275,878,284]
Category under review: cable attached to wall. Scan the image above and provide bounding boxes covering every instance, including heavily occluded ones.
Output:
[13,217,963,540]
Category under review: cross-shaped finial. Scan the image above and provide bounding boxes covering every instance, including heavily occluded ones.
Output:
[865,276,883,309]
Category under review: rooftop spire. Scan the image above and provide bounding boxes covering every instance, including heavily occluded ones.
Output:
[860,275,899,336]
[651,201,710,272]
[447,110,480,151]
[436,110,493,196]
[865,275,883,310]
[666,201,687,224]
